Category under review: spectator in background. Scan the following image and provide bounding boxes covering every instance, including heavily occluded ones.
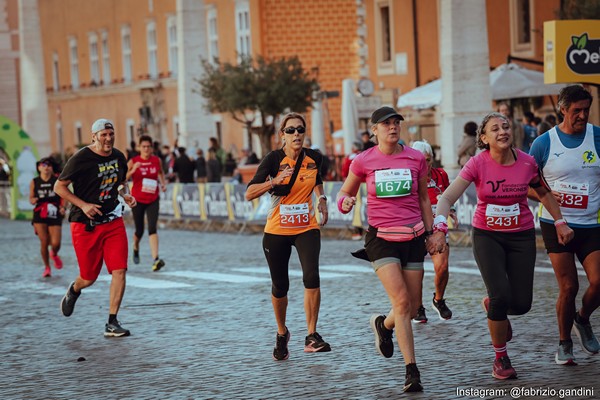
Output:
[544,114,557,127]
[161,145,176,183]
[342,142,361,180]
[497,102,523,151]
[341,141,364,240]
[522,112,538,153]
[207,148,222,183]
[126,140,139,160]
[153,140,162,158]
[361,130,376,150]
[195,149,207,183]
[209,137,226,172]
[457,121,478,168]
[173,147,195,183]
[0,158,10,182]
[537,121,552,137]
[239,148,259,166]
[224,152,237,176]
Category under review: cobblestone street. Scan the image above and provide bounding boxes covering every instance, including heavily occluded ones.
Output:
[1,219,598,399]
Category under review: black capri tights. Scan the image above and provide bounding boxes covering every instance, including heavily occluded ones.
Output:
[472,227,536,321]
[132,199,160,239]
[262,229,321,298]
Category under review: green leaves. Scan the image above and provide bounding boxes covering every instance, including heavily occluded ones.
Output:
[571,33,588,49]
[196,55,317,155]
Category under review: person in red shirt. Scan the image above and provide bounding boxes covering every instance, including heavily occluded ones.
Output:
[127,135,167,271]
[411,141,457,323]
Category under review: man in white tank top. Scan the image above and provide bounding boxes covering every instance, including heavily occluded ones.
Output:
[529,85,600,365]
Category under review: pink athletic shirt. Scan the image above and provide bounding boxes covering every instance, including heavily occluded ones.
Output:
[459,149,539,232]
[350,145,427,228]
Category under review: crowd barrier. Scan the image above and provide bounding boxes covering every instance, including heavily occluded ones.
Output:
[0,181,546,233]
[154,181,545,232]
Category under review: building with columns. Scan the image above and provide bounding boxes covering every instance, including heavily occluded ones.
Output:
[4,0,591,170]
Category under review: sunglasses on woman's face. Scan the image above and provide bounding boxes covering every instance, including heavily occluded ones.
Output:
[283,126,306,134]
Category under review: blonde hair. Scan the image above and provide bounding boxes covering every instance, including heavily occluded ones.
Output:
[278,112,306,132]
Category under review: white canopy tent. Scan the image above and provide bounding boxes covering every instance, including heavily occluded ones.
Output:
[397,63,567,109]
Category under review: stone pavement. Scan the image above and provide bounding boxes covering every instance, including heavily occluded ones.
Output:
[1,219,598,400]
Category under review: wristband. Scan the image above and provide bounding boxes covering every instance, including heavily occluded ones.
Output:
[318,195,327,202]
[337,196,350,214]
[433,215,447,226]
[433,222,449,235]
[554,218,567,227]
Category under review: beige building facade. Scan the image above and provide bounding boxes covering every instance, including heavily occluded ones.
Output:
[2,0,595,165]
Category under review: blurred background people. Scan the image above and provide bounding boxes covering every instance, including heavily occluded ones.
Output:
[196,149,207,183]
[457,121,478,168]
[173,147,195,183]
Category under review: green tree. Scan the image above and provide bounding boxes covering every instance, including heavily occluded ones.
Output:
[197,55,317,156]
[558,0,600,19]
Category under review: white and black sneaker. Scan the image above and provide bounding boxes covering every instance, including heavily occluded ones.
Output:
[60,282,80,317]
[104,320,131,337]
[432,294,453,320]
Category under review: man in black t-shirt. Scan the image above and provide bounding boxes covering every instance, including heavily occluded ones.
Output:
[54,118,137,337]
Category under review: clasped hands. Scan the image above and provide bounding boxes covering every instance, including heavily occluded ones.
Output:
[426,231,447,255]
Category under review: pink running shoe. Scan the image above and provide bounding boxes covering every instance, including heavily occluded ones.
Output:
[50,250,63,269]
[481,296,513,342]
[42,266,51,278]
[492,356,517,379]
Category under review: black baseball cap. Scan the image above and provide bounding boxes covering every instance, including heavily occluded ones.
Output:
[370,106,404,124]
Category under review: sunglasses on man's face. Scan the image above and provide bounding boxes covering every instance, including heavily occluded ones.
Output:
[283,126,306,134]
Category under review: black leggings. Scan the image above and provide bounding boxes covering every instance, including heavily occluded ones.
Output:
[472,227,536,321]
[132,199,160,239]
[262,229,321,298]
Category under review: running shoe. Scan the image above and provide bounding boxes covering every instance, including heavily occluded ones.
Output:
[351,233,362,241]
[573,314,600,354]
[369,314,394,358]
[152,258,165,272]
[42,266,51,278]
[403,363,423,392]
[481,297,512,342]
[432,294,452,320]
[555,342,577,365]
[50,250,63,269]
[104,320,131,337]
[60,282,80,317]
[133,249,140,264]
[304,331,331,353]
[273,328,290,361]
[492,356,517,379]
[412,305,428,323]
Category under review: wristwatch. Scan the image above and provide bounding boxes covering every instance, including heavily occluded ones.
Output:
[318,195,327,201]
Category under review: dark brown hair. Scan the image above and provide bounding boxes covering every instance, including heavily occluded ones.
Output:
[138,135,153,145]
[477,112,509,150]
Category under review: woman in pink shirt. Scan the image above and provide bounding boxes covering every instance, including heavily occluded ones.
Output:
[336,106,440,393]
[429,112,573,380]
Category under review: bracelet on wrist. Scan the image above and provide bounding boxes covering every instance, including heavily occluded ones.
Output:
[433,222,449,235]
[318,195,327,202]
[554,218,567,227]
[433,215,447,226]
[268,176,274,189]
[337,196,350,214]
